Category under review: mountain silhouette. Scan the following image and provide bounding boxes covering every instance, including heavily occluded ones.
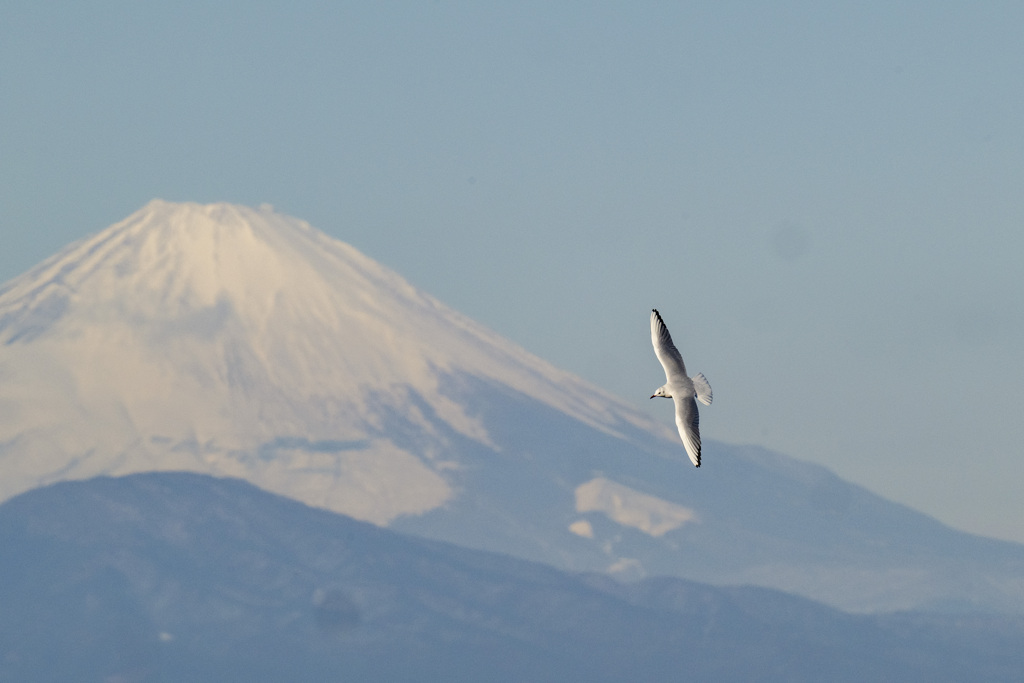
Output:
[2,473,1023,682]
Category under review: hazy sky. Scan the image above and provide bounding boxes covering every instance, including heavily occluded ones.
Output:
[2,2,1022,543]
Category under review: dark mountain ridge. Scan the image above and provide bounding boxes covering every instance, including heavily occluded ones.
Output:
[1,472,1022,682]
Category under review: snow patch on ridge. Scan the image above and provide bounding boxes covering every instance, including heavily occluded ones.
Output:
[575,477,696,537]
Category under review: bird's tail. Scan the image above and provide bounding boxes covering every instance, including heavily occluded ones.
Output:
[693,373,713,406]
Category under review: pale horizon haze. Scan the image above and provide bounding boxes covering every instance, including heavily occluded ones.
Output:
[2,3,1022,543]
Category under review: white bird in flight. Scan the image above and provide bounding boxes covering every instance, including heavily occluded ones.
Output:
[649,309,712,467]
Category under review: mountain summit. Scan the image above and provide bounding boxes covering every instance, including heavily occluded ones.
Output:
[3,200,1024,615]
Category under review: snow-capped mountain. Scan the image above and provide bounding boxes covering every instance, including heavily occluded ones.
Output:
[2,200,1023,614]
[0,200,656,523]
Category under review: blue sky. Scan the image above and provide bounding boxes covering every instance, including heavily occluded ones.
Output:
[2,2,1023,542]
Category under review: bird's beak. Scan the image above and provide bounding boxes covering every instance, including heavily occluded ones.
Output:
[649,395,655,399]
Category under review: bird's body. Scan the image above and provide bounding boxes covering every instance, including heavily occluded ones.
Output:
[649,309,712,467]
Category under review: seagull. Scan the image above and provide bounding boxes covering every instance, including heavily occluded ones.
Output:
[650,309,712,467]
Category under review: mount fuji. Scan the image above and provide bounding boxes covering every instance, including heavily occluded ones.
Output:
[2,200,1023,614]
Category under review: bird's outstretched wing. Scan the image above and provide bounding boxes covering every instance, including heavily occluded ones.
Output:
[674,395,701,467]
[650,309,687,381]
